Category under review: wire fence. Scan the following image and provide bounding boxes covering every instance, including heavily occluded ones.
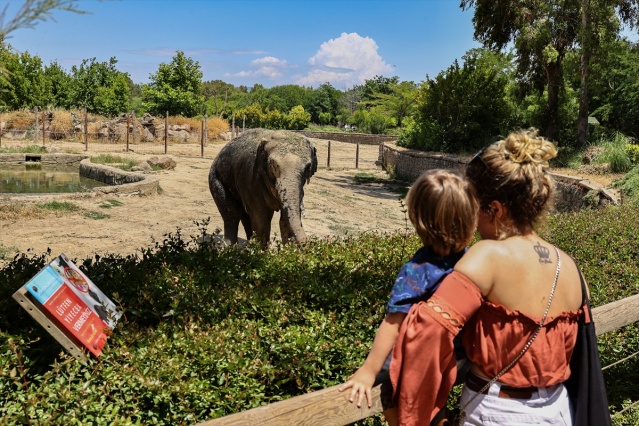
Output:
[0,112,384,170]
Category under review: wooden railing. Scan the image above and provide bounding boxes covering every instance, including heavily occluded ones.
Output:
[197,293,639,426]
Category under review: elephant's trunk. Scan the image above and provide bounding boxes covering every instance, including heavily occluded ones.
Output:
[277,178,307,244]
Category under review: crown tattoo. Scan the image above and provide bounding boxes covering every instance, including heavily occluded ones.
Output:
[534,242,552,264]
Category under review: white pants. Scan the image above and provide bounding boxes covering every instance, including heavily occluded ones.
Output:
[459,380,573,425]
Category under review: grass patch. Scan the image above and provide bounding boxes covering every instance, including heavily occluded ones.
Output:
[596,132,633,173]
[353,173,376,183]
[35,201,81,212]
[90,154,139,171]
[83,210,110,220]
[0,243,17,260]
[98,199,123,209]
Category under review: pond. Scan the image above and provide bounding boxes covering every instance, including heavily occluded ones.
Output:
[0,164,107,194]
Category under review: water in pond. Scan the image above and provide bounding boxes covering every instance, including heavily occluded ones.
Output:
[0,164,106,194]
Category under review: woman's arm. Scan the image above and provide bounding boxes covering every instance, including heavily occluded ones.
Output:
[338,311,406,408]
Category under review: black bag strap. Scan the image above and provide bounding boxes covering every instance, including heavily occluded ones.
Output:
[577,269,593,325]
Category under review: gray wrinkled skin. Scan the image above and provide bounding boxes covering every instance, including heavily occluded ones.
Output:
[208,129,318,247]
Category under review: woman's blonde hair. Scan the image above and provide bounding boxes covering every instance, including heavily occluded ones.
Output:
[406,169,478,256]
[466,128,558,237]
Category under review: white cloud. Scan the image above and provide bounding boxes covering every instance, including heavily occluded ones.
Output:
[296,32,393,87]
[226,56,289,80]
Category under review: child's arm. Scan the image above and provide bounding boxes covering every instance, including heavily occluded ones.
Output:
[338,311,406,408]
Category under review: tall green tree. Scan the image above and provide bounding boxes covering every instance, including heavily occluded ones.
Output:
[461,0,580,142]
[304,82,342,124]
[43,60,72,108]
[364,80,418,128]
[142,50,204,117]
[399,49,514,153]
[0,46,48,109]
[68,57,130,116]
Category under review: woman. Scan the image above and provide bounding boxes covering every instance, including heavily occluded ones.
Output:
[390,129,584,425]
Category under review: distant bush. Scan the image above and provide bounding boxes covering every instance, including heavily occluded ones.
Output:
[595,132,633,173]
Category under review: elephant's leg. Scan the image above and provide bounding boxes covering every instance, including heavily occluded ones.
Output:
[250,209,274,248]
[240,211,252,243]
[210,180,243,245]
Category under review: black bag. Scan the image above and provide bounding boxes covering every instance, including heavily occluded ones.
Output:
[564,271,612,426]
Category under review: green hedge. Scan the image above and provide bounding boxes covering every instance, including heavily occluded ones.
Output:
[1,206,638,425]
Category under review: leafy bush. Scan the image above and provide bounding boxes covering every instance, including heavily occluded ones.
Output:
[595,132,633,173]
[627,143,639,165]
[0,207,638,425]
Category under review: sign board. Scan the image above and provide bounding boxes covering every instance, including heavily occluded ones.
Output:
[12,253,122,360]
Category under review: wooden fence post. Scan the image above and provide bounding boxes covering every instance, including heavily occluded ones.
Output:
[355,142,360,169]
[201,116,205,157]
[232,114,236,138]
[84,108,88,152]
[34,107,39,144]
[126,115,130,152]
[164,111,168,154]
[42,111,46,147]
[327,140,331,168]
[131,111,136,144]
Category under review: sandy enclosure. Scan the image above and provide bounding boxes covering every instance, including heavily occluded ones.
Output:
[0,138,411,264]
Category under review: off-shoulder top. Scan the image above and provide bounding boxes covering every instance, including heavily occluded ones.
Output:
[389,270,581,426]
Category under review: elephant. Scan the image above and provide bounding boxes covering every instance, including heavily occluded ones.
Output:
[208,128,318,247]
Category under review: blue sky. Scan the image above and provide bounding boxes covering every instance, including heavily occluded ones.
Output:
[4,0,481,89]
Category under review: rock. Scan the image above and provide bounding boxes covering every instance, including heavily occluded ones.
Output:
[582,146,603,164]
[147,155,176,170]
[131,162,152,172]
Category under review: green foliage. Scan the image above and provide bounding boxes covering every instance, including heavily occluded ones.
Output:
[83,210,109,220]
[626,143,639,165]
[68,57,131,116]
[613,165,639,205]
[35,201,80,212]
[0,205,637,424]
[142,51,204,118]
[286,105,311,130]
[398,49,514,153]
[0,228,418,425]
[595,132,633,173]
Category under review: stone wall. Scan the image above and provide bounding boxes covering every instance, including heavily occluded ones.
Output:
[79,160,159,196]
[379,143,618,212]
[0,153,88,165]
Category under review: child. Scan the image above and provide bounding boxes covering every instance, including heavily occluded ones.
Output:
[338,169,478,424]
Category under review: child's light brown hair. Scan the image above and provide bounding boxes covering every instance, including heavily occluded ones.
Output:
[406,169,478,256]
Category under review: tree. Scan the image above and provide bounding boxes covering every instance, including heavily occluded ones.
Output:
[575,1,639,146]
[304,82,342,124]
[399,49,514,153]
[68,57,130,115]
[0,0,84,91]
[43,61,72,108]
[461,0,580,142]
[0,45,48,109]
[142,50,204,117]
[365,80,418,128]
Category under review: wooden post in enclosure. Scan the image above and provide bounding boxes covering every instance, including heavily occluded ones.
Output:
[131,111,136,144]
[126,115,130,152]
[356,142,360,169]
[327,140,331,168]
[164,111,168,154]
[243,115,246,132]
[42,111,46,147]
[232,114,236,138]
[0,122,2,147]
[201,116,205,157]
[84,108,88,151]
[34,107,39,144]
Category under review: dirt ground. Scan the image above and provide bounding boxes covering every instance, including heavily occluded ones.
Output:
[0,137,616,266]
[0,138,411,264]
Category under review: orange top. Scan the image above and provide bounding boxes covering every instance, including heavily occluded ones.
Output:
[390,270,581,426]
[463,298,581,387]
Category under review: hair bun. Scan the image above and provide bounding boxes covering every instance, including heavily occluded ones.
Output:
[502,128,557,166]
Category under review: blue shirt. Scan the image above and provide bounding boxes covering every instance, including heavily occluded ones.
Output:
[387,246,467,314]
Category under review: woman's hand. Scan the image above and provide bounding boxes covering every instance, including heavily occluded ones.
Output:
[338,365,377,408]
